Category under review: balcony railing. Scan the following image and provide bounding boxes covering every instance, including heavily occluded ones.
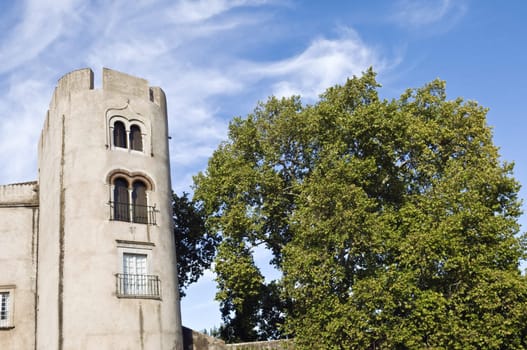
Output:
[0,292,11,329]
[109,201,157,225]
[0,317,12,329]
[116,273,161,299]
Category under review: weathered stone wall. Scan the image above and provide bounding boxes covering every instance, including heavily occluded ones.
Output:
[226,340,295,350]
[0,182,39,349]
[180,328,295,350]
[183,326,226,350]
[37,68,183,349]
[0,182,38,205]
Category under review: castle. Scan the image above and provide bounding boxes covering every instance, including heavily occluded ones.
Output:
[0,68,184,349]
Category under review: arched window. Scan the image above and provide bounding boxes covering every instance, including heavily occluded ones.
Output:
[113,178,129,221]
[113,121,127,148]
[129,124,143,151]
[108,171,156,225]
[132,180,148,223]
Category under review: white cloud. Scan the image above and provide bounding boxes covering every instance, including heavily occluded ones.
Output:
[0,0,392,196]
[0,0,83,74]
[169,0,268,23]
[163,27,388,189]
[0,77,49,183]
[392,0,467,28]
[87,39,170,69]
[238,28,387,100]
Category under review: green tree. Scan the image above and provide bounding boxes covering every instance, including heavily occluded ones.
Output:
[194,69,527,348]
[214,237,288,342]
[173,192,219,298]
[214,238,264,342]
[194,93,308,341]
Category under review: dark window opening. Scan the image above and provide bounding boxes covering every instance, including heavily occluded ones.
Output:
[113,178,130,222]
[113,121,127,148]
[132,180,148,224]
[129,125,143,151]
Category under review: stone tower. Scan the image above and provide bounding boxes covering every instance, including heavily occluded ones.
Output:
[36,68,183,349]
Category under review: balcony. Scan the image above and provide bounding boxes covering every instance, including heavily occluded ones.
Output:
[0,291,12,329]
[109,201,157,225]
[0,319,12,329]
[0,316,12,329]
[116,273,161,299]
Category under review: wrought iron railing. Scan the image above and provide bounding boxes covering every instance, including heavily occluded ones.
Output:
[0,292,11,328]
[0,318,11,328]
[109,201,157,225]
[116,273,161,299]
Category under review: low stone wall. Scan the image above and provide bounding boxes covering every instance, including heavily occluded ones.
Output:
[181,327,294,350]
[183,326,226,350]
[226,340,295,350]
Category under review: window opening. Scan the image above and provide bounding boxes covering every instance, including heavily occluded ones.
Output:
[123,253,147,295]
[113,121,127,148]
[113,178,130,222]
[116,253,160,298]
[132,180,148,224]
[109,174,156,225]
[129,125,143,151]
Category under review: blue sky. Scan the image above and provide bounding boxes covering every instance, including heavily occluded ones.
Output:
[0,0,525,332]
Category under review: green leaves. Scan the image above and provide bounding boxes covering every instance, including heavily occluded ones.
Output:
[193,69,527,348]
[173,192,220,298]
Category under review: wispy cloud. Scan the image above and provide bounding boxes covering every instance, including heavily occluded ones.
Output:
[0,77,48,183]
[246,28,387,100]
[0,0,83,74]
[392,0,467,28]
[0,0,393,195]
[168,0,269,23]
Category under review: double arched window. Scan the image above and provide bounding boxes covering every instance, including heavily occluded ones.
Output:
[110,172,155,225]
[110,117,145,152]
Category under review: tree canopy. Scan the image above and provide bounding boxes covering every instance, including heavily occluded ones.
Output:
[173,192,219,298]
[193,69,527,348]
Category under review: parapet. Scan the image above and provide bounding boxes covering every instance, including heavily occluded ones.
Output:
[49,68,94,109]
[103,68,149,100]
[103,68,166,106]
[0,181,38,207]
[48,68,165,110]
[58,68,94,92]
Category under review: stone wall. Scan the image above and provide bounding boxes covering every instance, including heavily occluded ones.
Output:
[181,328,295,350]
[0,184,39,349]
[183,326,226,350]
[226,340,295,350]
